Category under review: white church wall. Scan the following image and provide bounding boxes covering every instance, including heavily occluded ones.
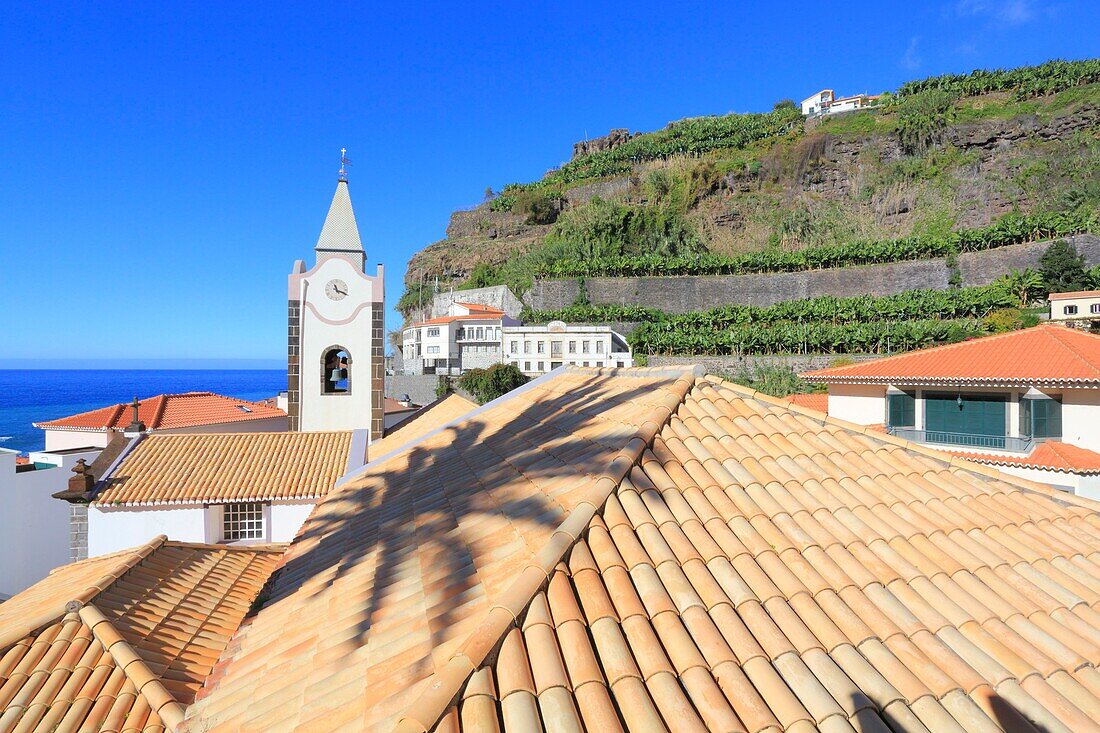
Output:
[0,449,88,598]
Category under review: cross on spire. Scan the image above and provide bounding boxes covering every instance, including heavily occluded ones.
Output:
[338,147,351,182]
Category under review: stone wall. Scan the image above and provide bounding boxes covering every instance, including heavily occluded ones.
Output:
[524,235,1100,314]
[69,503,88,563]
[959,234,1100,286]
[647,353,880,375]
[431,285,526,319]
[386,375,442,406]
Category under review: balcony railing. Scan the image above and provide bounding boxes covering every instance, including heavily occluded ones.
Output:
[887,427,1034,453]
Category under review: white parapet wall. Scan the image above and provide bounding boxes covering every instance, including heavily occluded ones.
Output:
[0,447,100,598]
[825,384,887,425]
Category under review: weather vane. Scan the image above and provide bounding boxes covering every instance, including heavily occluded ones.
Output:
[338,147,352,181]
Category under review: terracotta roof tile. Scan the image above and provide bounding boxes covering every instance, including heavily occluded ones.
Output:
[368,394,478,463]
[34,392,286,432]
[785,393,828,414]
[955,441,1100,475]
[94,431,352,505]
[1047,290,1100,300]
[804,324,1100,386]
[0,537,282,732]
[179,366,1100,732]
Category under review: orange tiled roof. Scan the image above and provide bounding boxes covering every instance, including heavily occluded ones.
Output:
[0,536,282,732]
[785,392,828,413]
[454,302,503,313]
[414,312,504,327]
[1048,290,1100,300]
[367,392,478,462]
[804,323,1100,386]
[955,440,1100,474]
[94,431,353,505]
[383,397,420,414]
[183,366,1100,733]
[33,392,286,432]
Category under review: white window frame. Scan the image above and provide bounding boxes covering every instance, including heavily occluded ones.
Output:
[426,327,440,337]
[221,502,266,542]
[1064,305,1078,315]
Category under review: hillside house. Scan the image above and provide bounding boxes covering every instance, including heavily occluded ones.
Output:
[503,320,633,375]
[804,324,1100,496]
[1049,289,1100,324]
[401,301,520,375]
[800,88,881,116]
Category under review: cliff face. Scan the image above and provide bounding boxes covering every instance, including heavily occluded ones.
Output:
[404,94,1099,293]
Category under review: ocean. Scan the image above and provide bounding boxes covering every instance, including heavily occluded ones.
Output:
[0,370,286,454]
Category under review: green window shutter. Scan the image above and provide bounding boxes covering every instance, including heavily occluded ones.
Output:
[1029,398,1062,439]
[1019,397,1032,438]
[887,392,915,428]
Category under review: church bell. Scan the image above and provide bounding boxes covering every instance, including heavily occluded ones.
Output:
[329,368,348,382]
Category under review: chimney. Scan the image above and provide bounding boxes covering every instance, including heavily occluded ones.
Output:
[124,396,146,437]
[399,393,413,408]
[68,459,95,494]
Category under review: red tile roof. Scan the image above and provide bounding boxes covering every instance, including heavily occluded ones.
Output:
[383,397,419,414]
[1048,290,1100,300]
[804,324,1100,386]
[955,441,1100,474]
[414,312,505,327]
[785,392,828,413]
[454,301,502,313]
[34,392,287,432]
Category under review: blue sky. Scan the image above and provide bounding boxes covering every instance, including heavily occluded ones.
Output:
[1,1,1097,367]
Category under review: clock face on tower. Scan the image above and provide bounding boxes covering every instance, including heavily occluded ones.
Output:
[324,279,349,301]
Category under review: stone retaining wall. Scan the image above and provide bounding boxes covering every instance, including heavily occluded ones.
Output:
[647,353,880,376]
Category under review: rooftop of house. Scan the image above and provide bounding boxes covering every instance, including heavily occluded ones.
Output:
[1048,289,1100,301]
[93,430,355,505]
[0,536,283,732]
[169,365,1100,733]
[804,323,1100,387]
[33,392,287,432]
[383,397,420,415]
[784,392,829,413]
[366,392,478,463]
[955,440,1100,475]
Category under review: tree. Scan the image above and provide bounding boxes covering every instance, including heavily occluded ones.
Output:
[994,269,1044,307]
[484,186,495,201]
[458,363,530,404]
[1039,239,1090,293]
[772,99,798,112]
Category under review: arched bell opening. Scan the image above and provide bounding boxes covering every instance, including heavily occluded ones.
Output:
[321,346,352,394]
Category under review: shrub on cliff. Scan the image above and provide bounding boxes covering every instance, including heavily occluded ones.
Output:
[458,363,530,404]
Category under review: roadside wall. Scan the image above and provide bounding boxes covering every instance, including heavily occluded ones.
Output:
[646,354,880,375]
[523,235,1100,314]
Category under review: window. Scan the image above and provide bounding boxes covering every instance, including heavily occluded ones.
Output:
[596,341,604,353]
[322,347,351,394]
[1092,303,1100,314]
[427,346,440,354]
[476,327,484,339]
[223,502,264,542]
[582,341,590,353]
[510,340,518,352]
[1020,396,1062,440]
[537,341,545,354]
[524,361,531,371]
[427,327,440,337]
[551,341,562,357]
[1064,305,1078,315]
[886,392,915,428]
[524,341,531,354]
[568,341,576,353]
[538,362,545,371]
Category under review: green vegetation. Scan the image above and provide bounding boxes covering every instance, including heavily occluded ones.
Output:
[458,363,530,404]
[894,58,1100,102]
[396,281,436,315]
[632,318,985,356]
[895,89,957,154]
[1040,239,1092,292]
[491,106,802,211]
[982,307,1040,333]
[724,364,822,398]
[535,210,1095,278]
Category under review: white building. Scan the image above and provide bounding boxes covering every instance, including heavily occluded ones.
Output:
[503,321,633,375]
[0,446,100,598]
[801,88,880,117]
[69,430,364,558]
[803,324,1100,497]
[1049,290,1100,323]
[401,302,519,375]
[287,168,385,436]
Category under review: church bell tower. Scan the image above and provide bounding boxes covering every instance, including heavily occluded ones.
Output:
[287,151,384,437]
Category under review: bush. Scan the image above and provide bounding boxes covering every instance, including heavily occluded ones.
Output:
[895,58,1100,102]
[895,89,957,154]
[1040,239,1091,293]
[396,281,436,315]
[458,363,530,404]
[540,196,704,263]
[511,189,562,225]
[727,364,819,397]
[983,307,1039,333]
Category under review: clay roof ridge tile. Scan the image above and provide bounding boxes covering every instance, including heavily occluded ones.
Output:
[78,603,186,731]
